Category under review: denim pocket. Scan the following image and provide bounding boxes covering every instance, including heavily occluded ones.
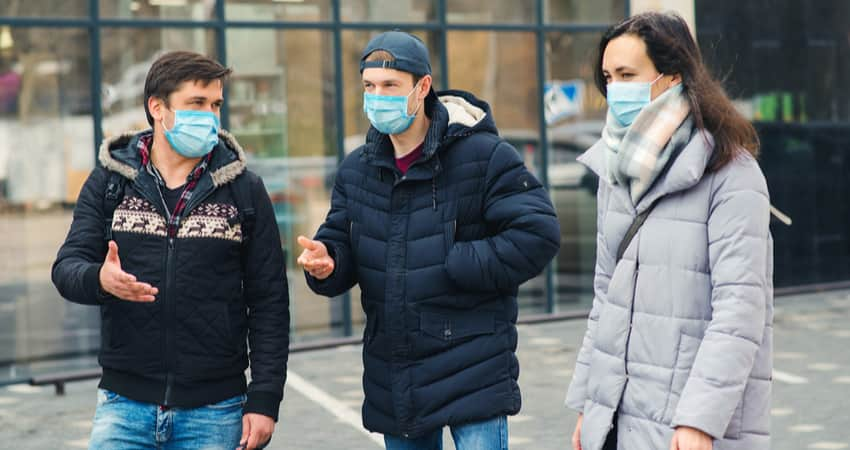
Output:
[96,388,121,406]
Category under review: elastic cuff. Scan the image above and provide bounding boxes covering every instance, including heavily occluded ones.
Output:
[84,263,106,303]
[244,390,282,422]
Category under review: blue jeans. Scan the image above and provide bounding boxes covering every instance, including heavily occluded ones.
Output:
[384,416,508,450]
[88,389,246,450]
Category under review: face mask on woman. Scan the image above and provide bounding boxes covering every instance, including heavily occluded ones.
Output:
[606,73,664,126]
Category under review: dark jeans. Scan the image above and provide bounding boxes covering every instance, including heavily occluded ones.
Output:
[602,414,618,450]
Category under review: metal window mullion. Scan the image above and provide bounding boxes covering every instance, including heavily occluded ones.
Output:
[331,0,353,338]
[535,0,555,314]
[437,0,449,90]
[215,0,228,129]
[89,0,103,164]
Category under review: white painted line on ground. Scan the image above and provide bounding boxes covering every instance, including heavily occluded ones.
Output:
[510,415,534,423]
[530,337,561,346]
[832,376,850,384]
[510,436,532,445]
[65,438,89,449]
[0,396,20,405]
[790,424,824,433]
[809,363,840,371]
[773,369,809,384]
[771,408,794,417]
[287,370,383,447]
[334,375,361,385]
[775,352,807,360]
[809,442,849,449]
[5,384,45,394]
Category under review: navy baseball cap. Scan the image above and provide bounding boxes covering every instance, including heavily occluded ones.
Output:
[359,31,432,76]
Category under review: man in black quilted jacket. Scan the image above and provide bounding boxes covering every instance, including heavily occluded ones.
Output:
[297,31,560,449]
[52,51,289,450]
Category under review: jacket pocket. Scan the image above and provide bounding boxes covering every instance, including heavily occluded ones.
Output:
[420,310,495,342]
[663,332,702,424]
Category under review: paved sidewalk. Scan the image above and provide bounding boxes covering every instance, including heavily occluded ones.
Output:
[1,290,849,449]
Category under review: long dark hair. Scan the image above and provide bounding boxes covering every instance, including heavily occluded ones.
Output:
[594,12,759,171]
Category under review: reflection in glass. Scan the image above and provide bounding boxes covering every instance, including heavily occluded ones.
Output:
[340,0,436,23]
[100,28,216,138]
[225,0,331,22]
[0,27,98,368]
[446,0,534,24]
[0,1,88,17]
[544,0,626,24]
[227,29,345,341]
[99,0,215,20]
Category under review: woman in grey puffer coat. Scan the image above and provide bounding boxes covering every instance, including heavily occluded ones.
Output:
[566,12,773,450]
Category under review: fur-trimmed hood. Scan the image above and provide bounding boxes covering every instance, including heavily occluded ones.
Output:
[98,129,248,187]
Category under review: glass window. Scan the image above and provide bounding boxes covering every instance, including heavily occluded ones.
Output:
[342,30,442,151]
[227,29,347,341]
[446,0,535,24]
[225,0,331,22]
[544,0,626,24]
[100,28,216,138]
[99,0,216,20]
[544,31,605,311]
[0,1,88,17]
[340,0,436,23]
[0,27,97,368]
[697,0,850,288]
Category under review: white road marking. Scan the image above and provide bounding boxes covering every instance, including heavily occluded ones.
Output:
[287,370,383,447]
[773,369,809,384]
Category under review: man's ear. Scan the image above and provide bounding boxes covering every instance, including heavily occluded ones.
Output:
[148,96,165,123]
[418,74,433,100]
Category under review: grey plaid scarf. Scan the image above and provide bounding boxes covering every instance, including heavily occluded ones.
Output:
[603,84,693,203]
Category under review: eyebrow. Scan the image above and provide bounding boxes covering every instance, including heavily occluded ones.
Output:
[602,65,638,74]
[186,96,223,103]
[362,78,402,85]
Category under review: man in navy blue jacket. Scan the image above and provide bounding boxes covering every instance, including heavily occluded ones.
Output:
[52,51,288,450]
[297,31,560,449]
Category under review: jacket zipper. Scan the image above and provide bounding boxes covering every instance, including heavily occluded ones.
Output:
[163,236,176,406]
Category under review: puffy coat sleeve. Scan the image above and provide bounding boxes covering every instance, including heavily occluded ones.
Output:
[564,181,614,412]
[52,167,110,305]
[305,164,358,297]
[241,174,291,422]
[444,140,560,293]
[671,158,771,439]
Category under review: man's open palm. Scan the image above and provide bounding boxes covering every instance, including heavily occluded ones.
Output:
[99,240,158,302]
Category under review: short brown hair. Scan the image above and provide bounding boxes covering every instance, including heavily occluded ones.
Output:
[363,50,423,86]
[143,51,232,126]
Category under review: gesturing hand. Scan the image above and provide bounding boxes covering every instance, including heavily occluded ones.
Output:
[296,236,334,280]
[98,241,158,302]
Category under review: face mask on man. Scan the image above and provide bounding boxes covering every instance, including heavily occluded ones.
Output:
[162,109,220,158]
[606,73,664,126]
[363,81,422,135]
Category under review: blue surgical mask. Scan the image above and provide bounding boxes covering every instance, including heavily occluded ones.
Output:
[606,73,664,126]
[363,82,422,135]
[162,109,220,158]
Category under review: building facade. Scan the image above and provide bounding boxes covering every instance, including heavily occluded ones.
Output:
[0,0,847,373]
